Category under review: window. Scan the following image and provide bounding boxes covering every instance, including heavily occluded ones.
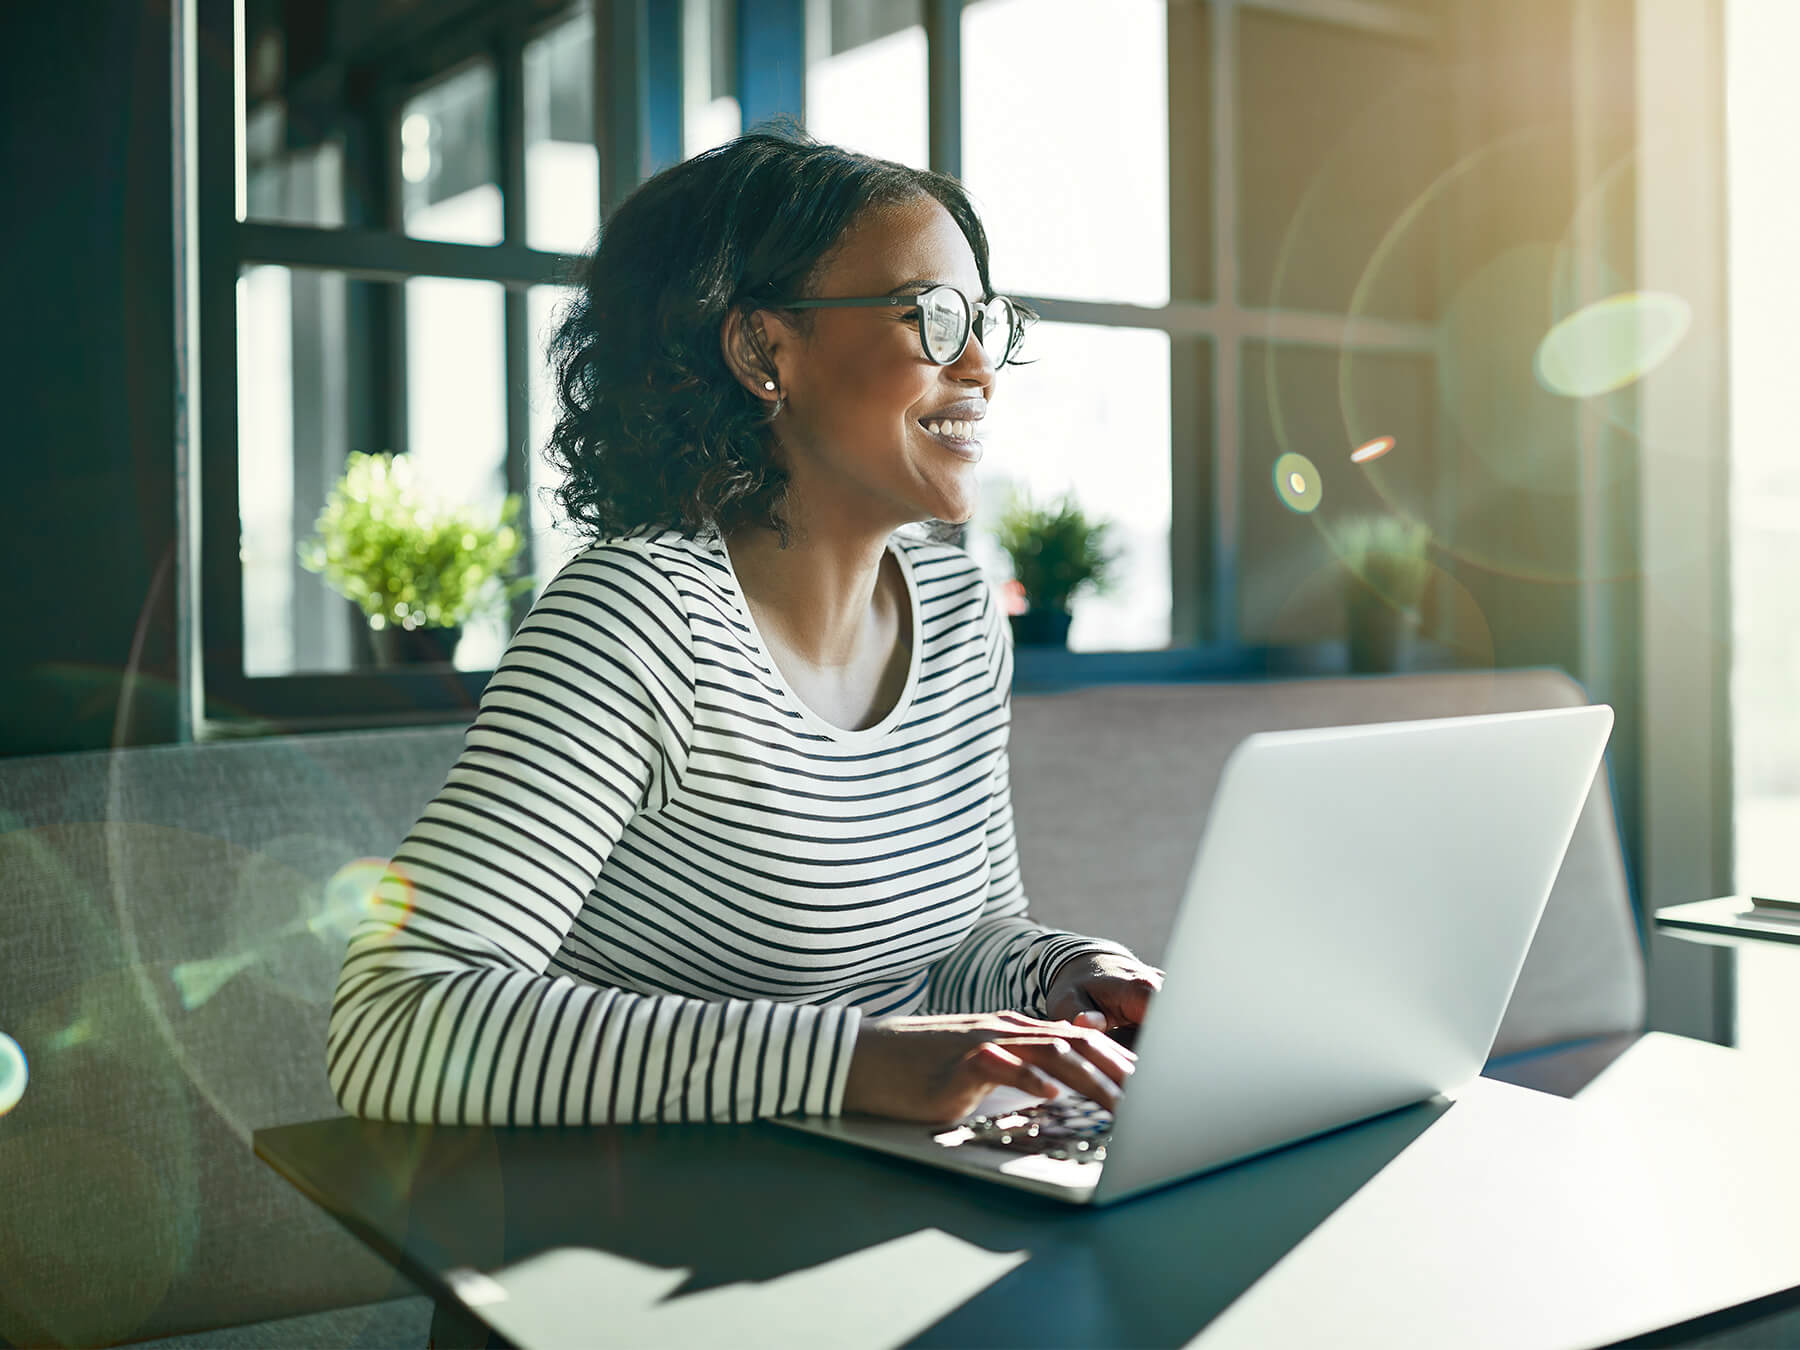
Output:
[525,13,599,253]
[400,62,502,246]
[684,0,742,159]
[962,0,1169,307]
[1726,0,1800,1052]
[959,0,1172,651]
[209,0,603,722]
[966,322,1174,652]
[807,0,928,167]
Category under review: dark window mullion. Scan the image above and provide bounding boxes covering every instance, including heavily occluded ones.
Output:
[197,0,245,693]
[499,29,534,629]
[924,0,960,182]
[337,76,397,667]
[377,81,411,487]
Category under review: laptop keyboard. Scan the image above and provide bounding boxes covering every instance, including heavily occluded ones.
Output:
[949,1093,1115,1164]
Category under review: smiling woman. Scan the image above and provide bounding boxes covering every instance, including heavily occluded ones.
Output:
[326,125,1163,1138]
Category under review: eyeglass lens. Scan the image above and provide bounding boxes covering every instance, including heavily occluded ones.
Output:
[920,287,1017,366]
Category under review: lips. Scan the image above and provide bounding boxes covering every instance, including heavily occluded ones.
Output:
[917,420,983,458]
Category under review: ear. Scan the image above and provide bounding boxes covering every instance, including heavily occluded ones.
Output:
[720,306,791,403]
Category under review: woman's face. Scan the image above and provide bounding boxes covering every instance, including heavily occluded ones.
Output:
[748,194,999,531]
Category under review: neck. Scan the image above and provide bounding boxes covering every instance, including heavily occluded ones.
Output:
[722,517,902,670]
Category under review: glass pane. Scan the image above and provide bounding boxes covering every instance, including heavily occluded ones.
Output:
[806,0,927,167]
[244,103,344,227]
[527,285,590,594]
[237,265,358,678]
[962,0,1168,306]
[966,323,1172,652]
[401,61,502,245]
[404,278,510,669]
[1727,0,1800,1053]
[525,8,599,253]
[683,0,742,159]
[1237,9,1450,318]
[236,268,521,676]
[1239,343,1452,650]
[238,266,297,677]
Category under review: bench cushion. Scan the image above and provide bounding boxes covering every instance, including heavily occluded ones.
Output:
[1008,668,1645,1058]
[0,729,460,1345]
[132,1294,433,1350]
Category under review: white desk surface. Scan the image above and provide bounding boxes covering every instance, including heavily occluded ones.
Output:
[1193,1034,1800,1349]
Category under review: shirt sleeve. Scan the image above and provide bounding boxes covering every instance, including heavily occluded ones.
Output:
[921,573,1136,1018]
[325,543,861,1124]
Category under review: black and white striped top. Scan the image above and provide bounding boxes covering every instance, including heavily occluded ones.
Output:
[326,520,1131,1125]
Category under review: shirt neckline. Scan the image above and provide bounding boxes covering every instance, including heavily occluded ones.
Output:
[706,521,924,745]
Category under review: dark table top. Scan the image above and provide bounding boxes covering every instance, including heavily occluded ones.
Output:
[256,1050,1800,1349]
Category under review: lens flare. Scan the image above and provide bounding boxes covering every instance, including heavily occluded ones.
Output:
[171,951,262,1011]
[1273,453,1322,514]
[1350,436,1395,465]
[1534,291,1692,398]
[169,854,414,1011]
[0,1033,26,1115]
[334,857,419,936]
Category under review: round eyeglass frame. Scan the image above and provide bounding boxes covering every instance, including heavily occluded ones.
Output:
[770,284,1023,367]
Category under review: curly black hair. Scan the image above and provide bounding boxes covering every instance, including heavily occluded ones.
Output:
[541,120,1029,551]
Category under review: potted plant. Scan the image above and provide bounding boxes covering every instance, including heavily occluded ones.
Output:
[991,488,1123,648]
[1325,514,1434,673]
[298,451,533,666]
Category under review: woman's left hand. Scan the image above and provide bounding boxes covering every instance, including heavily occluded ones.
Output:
[1044,951,1165,1032]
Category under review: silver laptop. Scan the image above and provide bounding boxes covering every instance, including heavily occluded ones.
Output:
[770,704,1614,1207]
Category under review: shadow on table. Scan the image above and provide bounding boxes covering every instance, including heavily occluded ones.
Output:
[259,1094,1454,1349]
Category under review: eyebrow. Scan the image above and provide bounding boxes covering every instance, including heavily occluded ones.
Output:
[885,278,997,301]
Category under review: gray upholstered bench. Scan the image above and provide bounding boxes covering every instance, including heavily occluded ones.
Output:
[0,667,1643,1346]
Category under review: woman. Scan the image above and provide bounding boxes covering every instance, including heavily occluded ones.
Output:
[326,127,1163,1129]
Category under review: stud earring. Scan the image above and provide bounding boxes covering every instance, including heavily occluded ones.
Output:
[763,380,776,391]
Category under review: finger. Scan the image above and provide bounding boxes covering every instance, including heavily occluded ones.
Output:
[1064,1024,1139,1081]
[1008,1038,1129,1110]
[1004,1030,1134,1099]
[965,1040,1064,1100]
[1013,1012,1137,1065]
[1058,1015,1138,1068]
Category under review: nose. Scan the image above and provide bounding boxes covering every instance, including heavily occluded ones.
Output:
[946,318,997,390]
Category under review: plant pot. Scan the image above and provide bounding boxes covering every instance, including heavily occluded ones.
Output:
[1010,607,1074,649]
[1345,583,1419,674]
[369,622,464,666]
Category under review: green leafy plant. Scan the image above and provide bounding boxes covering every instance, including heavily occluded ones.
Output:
[298,452,533,631]
[991,488,1123,614]
[1326,514,1434,614]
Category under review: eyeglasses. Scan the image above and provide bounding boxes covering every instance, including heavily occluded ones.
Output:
[772,284,1024,367]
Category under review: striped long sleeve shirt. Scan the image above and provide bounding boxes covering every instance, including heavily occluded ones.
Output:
[325,520,1134,1125]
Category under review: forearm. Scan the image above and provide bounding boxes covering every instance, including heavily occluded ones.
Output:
[327,928,861,1123]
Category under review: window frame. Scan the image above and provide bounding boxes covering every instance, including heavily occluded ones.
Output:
[195,0,1460,737]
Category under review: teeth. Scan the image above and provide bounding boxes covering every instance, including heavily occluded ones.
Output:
[925,419,976,441]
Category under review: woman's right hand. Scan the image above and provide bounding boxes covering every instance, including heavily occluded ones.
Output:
[840,1010,1137,1124]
